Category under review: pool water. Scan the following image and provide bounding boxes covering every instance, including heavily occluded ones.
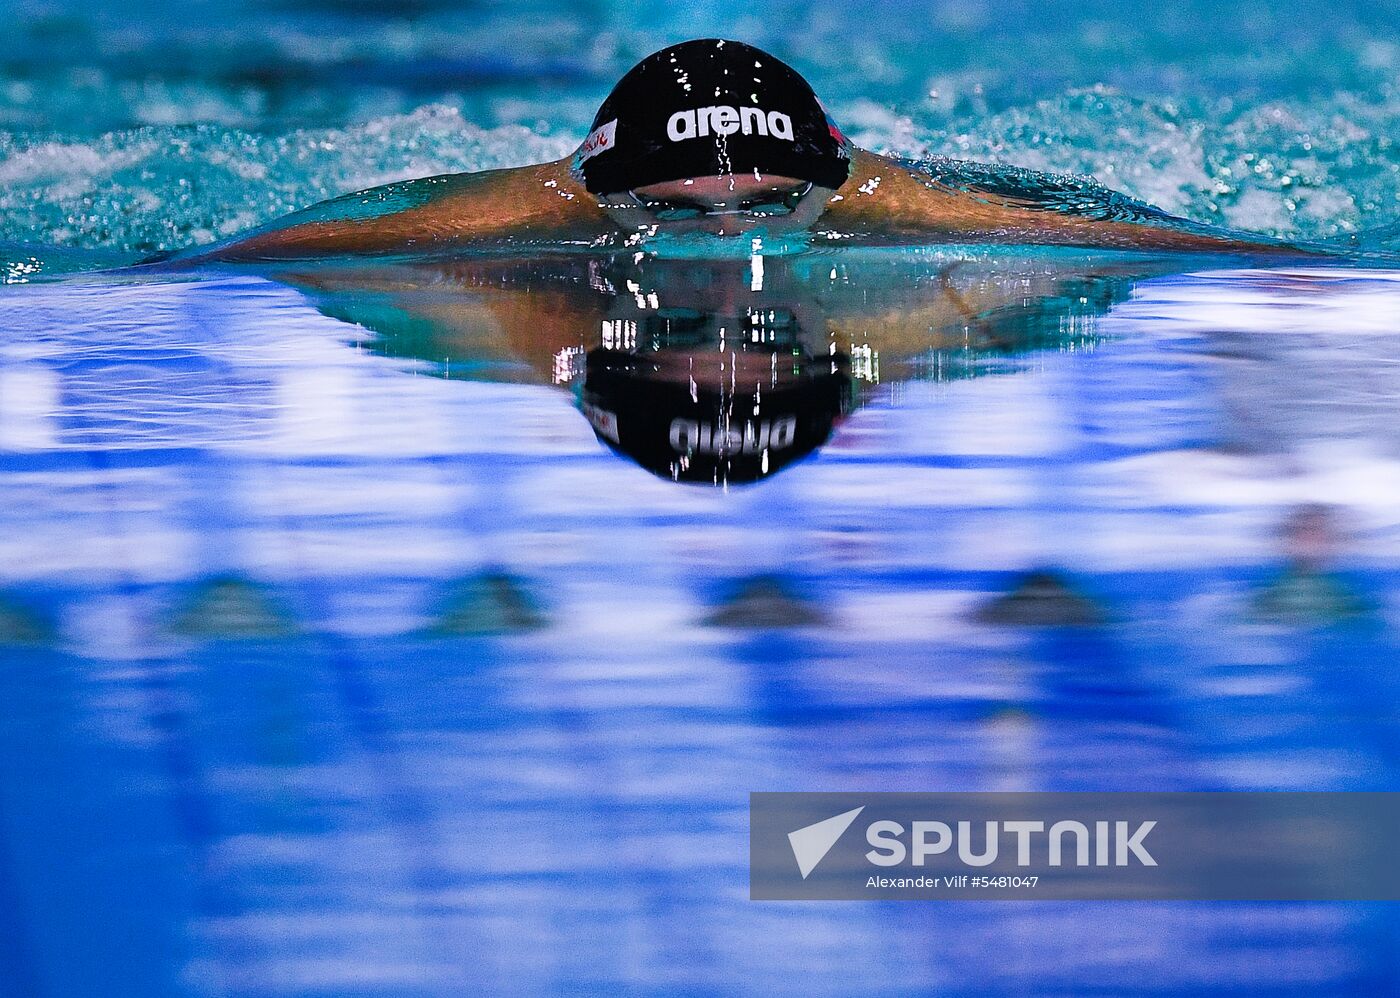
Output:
[4,0,1400,271]
[2,251,1399,994]
[5,1,1400,992]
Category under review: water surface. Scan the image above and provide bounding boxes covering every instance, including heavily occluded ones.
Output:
[2,252,1398,993]
[4,0,1400,269]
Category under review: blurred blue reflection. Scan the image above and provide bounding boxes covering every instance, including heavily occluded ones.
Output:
[1,256,1399,994]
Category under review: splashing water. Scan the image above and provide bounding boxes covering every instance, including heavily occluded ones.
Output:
[1,0,1399,273]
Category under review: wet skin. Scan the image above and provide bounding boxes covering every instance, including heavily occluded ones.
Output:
[171,149,1328,264]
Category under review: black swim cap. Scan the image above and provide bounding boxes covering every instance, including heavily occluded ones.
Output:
[572,39,852,196]
[579,347,851,486]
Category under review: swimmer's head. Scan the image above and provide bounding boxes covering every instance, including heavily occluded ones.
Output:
[573,39,852,236]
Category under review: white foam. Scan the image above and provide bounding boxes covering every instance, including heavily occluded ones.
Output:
[1106,268,1400,336]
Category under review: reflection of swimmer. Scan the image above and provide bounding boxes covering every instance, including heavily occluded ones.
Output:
[572,257,849,484]
[161,40,1322,264]
[266,250,1197,480]
[581,338,852,486]
[268,249,1193,384]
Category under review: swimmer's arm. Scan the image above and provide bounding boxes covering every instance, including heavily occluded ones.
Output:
[818,150,1328,256]
[167,158,617,263]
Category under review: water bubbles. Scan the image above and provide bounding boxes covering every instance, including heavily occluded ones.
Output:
[0,108,574,257]
[839,83,1400,245]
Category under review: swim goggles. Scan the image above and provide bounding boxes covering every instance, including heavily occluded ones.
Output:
[628,181,815,222]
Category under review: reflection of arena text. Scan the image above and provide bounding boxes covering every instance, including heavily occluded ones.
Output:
[668,415,799,455]
[273,251,1188,482]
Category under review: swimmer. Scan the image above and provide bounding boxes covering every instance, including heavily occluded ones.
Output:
[168,38,1318,263]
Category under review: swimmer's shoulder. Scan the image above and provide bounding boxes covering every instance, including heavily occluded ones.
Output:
[818,149,1331,257]
[818,148,1113,243]
[162,158,617,264]
[393,159,613,238]
[816,149,975,239]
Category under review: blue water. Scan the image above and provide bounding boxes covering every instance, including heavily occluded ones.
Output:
[3,254,1400,993]
[2,0,1400,269]
[4,4,1400,995]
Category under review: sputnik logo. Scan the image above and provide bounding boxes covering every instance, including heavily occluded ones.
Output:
[787,806,865,879]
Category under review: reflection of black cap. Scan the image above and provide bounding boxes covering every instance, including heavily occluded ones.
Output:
[580,348,851,485]
[572,39,851,195]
